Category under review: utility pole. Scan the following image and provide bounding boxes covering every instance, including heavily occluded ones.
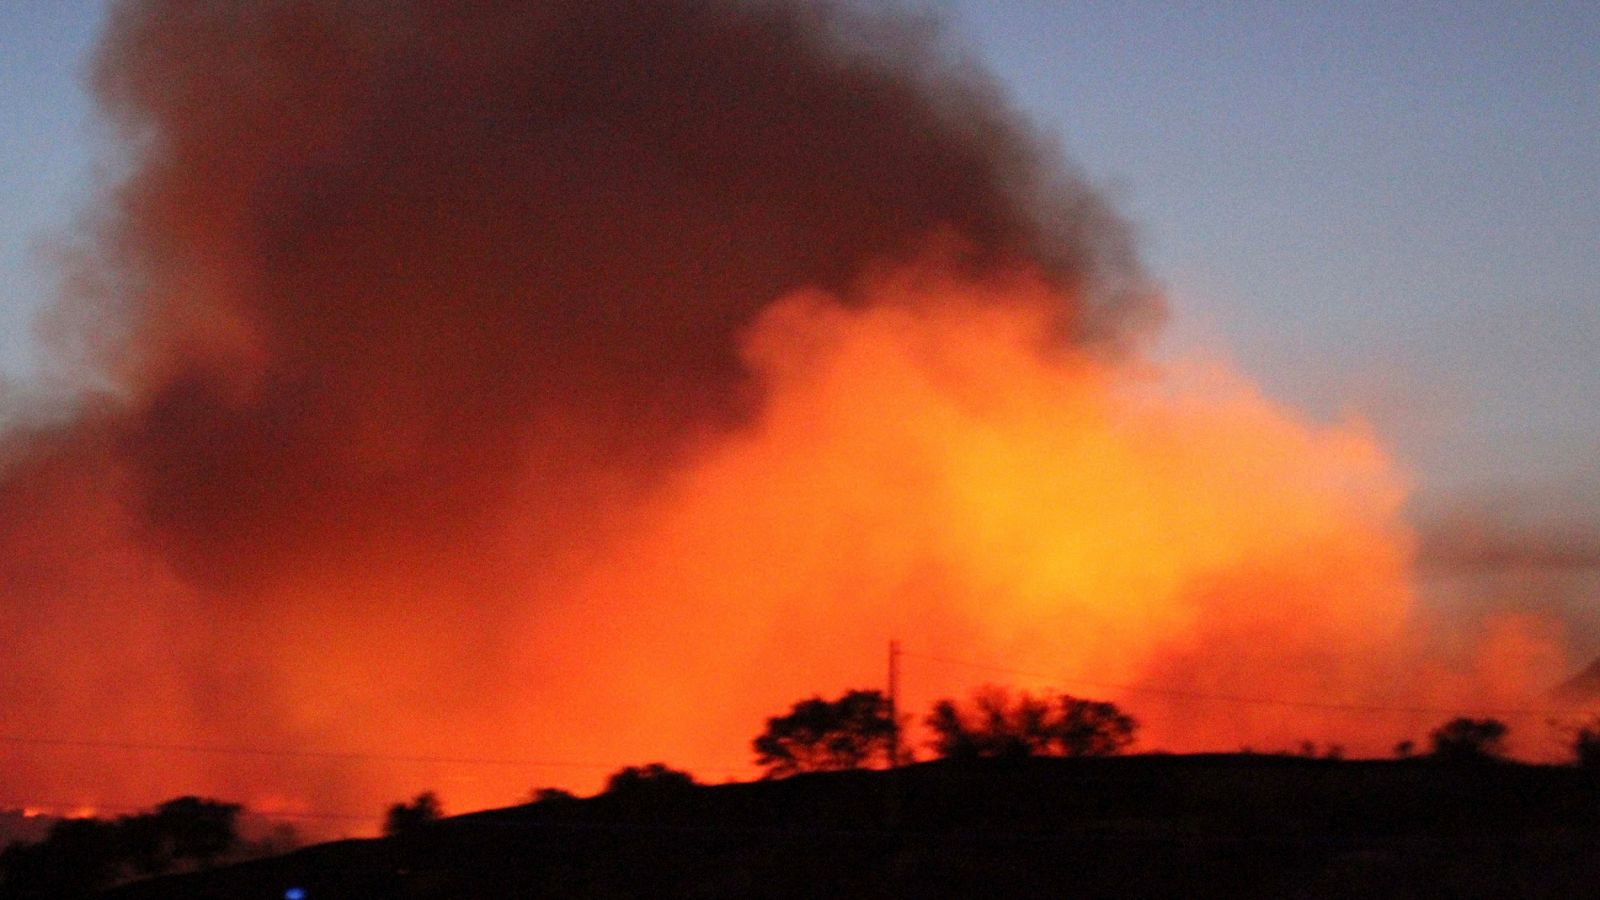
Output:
[888,639,901,768]
[886,638,903,832]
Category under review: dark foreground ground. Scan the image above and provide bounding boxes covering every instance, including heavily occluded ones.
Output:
[99,755,1600,899]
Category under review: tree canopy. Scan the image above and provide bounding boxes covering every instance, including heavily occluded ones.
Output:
[1573,718,1600,769]
[752,689,897,777]
[603,763,697,797]
[384,792,443,837]
[0,795,241,897]
[926,686,1136,760]
[1428,718,1509,763]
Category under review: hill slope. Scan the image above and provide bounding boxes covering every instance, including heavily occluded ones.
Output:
[98,755,1600,899]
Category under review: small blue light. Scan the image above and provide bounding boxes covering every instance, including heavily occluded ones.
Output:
[285,889,307,900]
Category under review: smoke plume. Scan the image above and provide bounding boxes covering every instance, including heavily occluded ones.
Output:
[0,0,1571,826]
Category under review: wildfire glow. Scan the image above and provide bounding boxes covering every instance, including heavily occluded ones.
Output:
[514,264,1429,776]
[0,0,1577,833]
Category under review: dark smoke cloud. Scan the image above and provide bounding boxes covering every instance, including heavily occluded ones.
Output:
[70,0,1154,592]
[1414,502,1600,672]
[0,0,1154,814]
[1418,509,1600,573]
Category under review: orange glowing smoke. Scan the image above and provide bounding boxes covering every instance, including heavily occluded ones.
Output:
[3,262,1574,831]
[521,263,1433,774]
[10,261,1567,827]
[0,0,1578,832]
[526,263,1576,784]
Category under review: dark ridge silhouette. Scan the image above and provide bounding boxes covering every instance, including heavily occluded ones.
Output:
[93,756,1600,900]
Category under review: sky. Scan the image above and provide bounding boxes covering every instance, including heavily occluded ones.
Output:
[4,1,1595,513]
[0,1,100,381]
[940,1,1600,510]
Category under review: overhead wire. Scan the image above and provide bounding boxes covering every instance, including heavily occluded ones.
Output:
[899,648,1595,720]
[0,734,749,773]
[5,644,1596,824]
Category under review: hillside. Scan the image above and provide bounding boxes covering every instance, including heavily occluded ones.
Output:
[97,755,1600,899]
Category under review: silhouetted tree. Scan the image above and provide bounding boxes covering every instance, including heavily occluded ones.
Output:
[1428,717,1509,763]
[1054,695,1138,757]
[115,812,175,877]
[1572,719,1600,769]
[927,686,1136,760]
[528,787,578,805]
[926,699,977,759]
[1296,741,1345,761]
[752,689,896,777]
[603,763,696,797]
[0,796,245,898]
[0,817,123,898]
[384,792,443,837]
[147,796,241,869]
[927,687,1053,759]
[1394,739,1416,759]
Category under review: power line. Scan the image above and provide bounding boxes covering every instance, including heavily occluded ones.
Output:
[2,799,374,823]
[9,647,1590,822]
[900,648,1596,720]
[0,734,748,774]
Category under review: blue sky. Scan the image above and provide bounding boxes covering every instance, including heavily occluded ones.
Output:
[0,1,100,380]
[939,1,1600,513]
[2,1,1597,514]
